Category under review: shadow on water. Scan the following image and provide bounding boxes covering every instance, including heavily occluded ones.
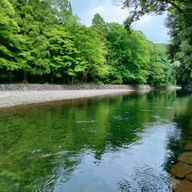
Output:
[0,90,191,192]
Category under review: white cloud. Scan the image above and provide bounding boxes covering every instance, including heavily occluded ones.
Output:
[70,0,170,43]
[133,14,170,43]
[84,2,129,26]
[133,15,154,28]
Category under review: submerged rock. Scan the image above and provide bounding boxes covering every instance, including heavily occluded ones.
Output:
[171,162,192,178]
[178,152,192,165]
[186,173,192,182]
[174,179,192,192]
[171,139,192,191]
[184,141,192,151]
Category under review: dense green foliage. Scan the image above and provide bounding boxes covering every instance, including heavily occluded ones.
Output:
[167,5,192,85]
[123,0,192,27]
[123,0,192,86]
[0,0,174,85]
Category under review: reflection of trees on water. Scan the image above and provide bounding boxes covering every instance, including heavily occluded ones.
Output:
[0,91,189,191]
[118,167,171,192]
[117,92,191,192]
[164,96,192,172]
[174,99,192,139]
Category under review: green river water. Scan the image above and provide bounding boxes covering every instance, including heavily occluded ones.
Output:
[0,91,191,192]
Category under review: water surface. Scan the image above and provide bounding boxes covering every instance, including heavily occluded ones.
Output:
[0,91,191,192]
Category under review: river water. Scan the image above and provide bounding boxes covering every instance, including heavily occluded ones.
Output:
[0,91,191,192]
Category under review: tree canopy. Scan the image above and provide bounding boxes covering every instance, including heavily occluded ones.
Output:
[122,0,192,27]
[121,0,192,86]
[0,0,175,85]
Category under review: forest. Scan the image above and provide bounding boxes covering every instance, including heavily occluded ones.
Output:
[0,0,191,86]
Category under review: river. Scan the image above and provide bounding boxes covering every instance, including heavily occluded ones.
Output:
[0,90,191,192]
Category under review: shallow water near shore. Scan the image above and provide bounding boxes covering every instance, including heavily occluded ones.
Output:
[0,91,191,192]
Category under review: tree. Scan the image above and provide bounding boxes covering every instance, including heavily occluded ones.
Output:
[106,23,150,84]
[92,13,107,41]
[68,23,108,83]
[121,0,192,27]
[0,0,21,81]
[147,43,174,85]
[51,0,73,24]
[167,13,192,85]
[45,25,87,83]
[122,0,192,86]
[0,0,176,85]
[9,0,58,82]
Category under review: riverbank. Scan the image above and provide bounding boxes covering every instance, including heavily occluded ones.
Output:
[0,84,152,108]
[0,84,182,108]
[0,84,151,91]
[0,89,137,108]
[171,139,192,192]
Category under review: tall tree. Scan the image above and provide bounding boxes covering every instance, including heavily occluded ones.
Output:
[106,23,150,84]
[147,43,174,85]
[51,0,73,25]
[167,10,192,85]
[122,0,192,86]
[71,25,108,82]
[92,13,107,41]
[0,0,20,80]
[0,0,176,85]
[10,0,58,81]
[45,24,87,83]
[121,0,192,27]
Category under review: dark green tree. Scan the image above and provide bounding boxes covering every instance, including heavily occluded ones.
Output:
[167,10,192,85]
[45,25,87,83]
[147,43,174,85]
[106,23,150,84]
[0,0,21,81]
[121,0,192,27]
[92,13,107,41]
[0,0,177,85]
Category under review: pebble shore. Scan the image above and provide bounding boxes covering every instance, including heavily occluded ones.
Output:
[0,84,153,108]
[0,89,135,108]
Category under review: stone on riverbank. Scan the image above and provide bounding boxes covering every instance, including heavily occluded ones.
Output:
[174,179,192,192]
[178,152,192,165]
[171,162,192,178]
[171,139,192,192]
[184,141,192,151]
[186,173,192,182]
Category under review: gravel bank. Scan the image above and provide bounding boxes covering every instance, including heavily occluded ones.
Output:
[0,84,151,91]
[0,89,136,108]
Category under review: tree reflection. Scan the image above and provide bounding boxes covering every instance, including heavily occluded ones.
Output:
[0,91,190,191]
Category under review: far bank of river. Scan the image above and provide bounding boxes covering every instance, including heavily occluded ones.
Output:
[0,84,181,108]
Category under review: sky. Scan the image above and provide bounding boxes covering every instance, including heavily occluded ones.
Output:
[70,0,170,43]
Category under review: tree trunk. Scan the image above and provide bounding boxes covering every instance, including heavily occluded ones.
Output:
[9,71,12,83]
[83,71,88,83]
[50,71,54,83]
[22,71,28,83]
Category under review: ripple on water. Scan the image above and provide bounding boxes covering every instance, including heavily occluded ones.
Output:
[75,120,97,124]
[118,167,172,192]
[113,115,129,121]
